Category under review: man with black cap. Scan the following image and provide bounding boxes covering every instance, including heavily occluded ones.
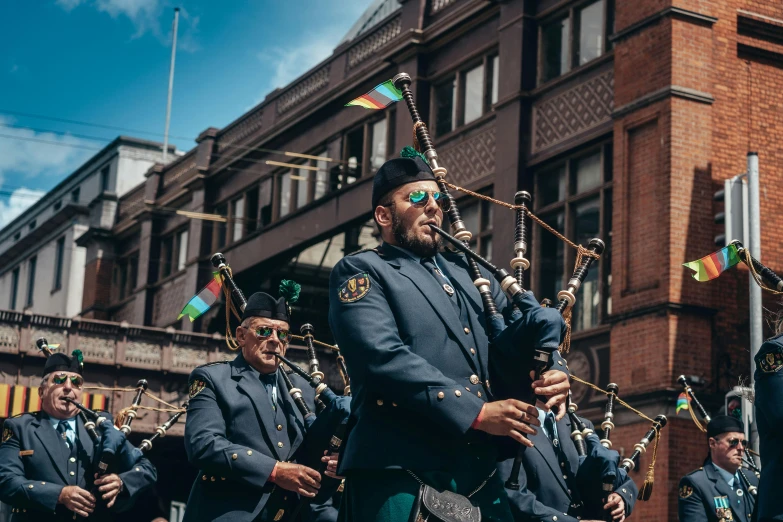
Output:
[0,351,157,520]
[328,150,571,521]
[678,415,758,522]
[183,284,339,522]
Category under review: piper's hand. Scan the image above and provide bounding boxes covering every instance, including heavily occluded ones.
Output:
[531,370,570,421]
[473,399,540,447]
[94,473,123,508]
[604,493,626,522]
[57,485,96,517]
[321,451,343,479]
[272,462,321,497]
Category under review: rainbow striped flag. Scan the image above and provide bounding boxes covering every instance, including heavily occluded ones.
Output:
[683,243,741,282]
[178,272,223,322]
[676,392,690,415]
[345,80,403,110]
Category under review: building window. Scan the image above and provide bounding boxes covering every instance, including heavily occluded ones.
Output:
[370,118,388,171]
[114,254,139,301]
[53,236,65,292]
[28,220,36,231]
[294,166,311,210]
[10,267,19,310]
[231,197,244,241]
[26,256,37,307]
[13,231,20,242]
[100,166,110,192]
[160,236,173,279]
[540,0,608,84]
[177,229,188,271]
[456,190,494,262]
[279,172,292,219]
[315,152,329,200]
[71,187,80,203]
[433,54,499,136]
[53,200,62,212]
[534,144,613,331]
[344,127,364,185]
[246,187,260,234]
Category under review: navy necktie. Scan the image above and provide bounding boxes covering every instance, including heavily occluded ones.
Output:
[544,413,558,447]
[56,420,70,449]
[260,371,278,411]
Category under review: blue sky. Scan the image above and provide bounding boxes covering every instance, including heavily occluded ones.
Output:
[0,0,374,227]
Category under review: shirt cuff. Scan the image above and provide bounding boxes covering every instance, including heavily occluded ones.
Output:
[269,462,279,483]
[470,404,486,430]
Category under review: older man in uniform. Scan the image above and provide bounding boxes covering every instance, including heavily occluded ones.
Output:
[328,154,571,521]
[501,410,637,522]
[183,289,339,522]
[678,415,758,522]
[0,351,157,520]
[753,329,783,522]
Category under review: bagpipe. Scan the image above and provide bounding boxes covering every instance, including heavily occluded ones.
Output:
[619,415,668,501]
[392,72,607,490]
[210,252,351,515]
[677,375,760,488]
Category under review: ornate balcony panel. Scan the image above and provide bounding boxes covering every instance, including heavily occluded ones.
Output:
[436,122,497,187]
[431,0,459,14]
[116,185,146,223]
[124,338,163,369]
[347,14,402,71]
[277,65,331,115]
[532,70,614,154]
[217,110,264,153]
[161,150,198,192]
[152,276,186,328]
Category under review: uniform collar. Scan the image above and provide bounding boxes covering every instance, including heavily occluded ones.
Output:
[710,460,739,487]
[44,412,77,432]
[384,243,423,263]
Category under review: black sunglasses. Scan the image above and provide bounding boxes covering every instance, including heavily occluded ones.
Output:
[725,438,746,448]
[407,190,450,211]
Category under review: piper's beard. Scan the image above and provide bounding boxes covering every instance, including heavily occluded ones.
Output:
[392,211,442,258]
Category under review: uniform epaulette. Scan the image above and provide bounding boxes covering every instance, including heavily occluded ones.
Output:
[347,247,383,257]
[685,467,704,476]
[9,411,35,420]
[194,360,230,370]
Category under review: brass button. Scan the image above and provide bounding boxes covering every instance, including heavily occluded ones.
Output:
[485,380,490,388]
[455,390,462,397]
[69,472,75,476]
[560,462,565,468]
[278,442,284,448]
[437,392,445,400]
[622,488,626,493]
[135,467,140,471]
[392,402,398,407]
[221,477,226,481]
[232,453,238,460]
[469,375,479,385]
[464,327,470,334]
[553,517,558,521]
[69,457,76,463]
[562,475,567,480]
[28,485,33,489]
[376,399,384,406]
[210,476,215,482]
[477,392,482,398]
[41,482,45,485]
[277,425,283,431]
[558,360,563,366]
[470,348,476,355]
[247,450,253,456]
[202,475,207,481]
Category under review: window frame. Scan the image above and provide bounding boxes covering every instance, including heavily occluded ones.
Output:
[452,187,495,262]
[532,142,613,331]
[53,236,65,292]
[26,256,37,308]
[537,0,613,86]
[10,267,20,310]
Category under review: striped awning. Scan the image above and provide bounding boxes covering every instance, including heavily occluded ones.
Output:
[0,384,108,419]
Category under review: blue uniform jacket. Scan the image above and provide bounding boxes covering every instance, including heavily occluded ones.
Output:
[753,333,783,521]
[678,459,758,522]
[183,354,335,522]
[0,411,157,521]
[499,417,637,522]
[328,243,567,473]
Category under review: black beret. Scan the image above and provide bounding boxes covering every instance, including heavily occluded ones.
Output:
[43,353,82,377]
[371,156,436,211]
[242,292,289,322]
[707,415,745,438]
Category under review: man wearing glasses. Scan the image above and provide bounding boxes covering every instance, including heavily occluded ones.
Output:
[328,152,571,521]
[0,351,157,520]
[183,290,339,522]
[678,415,758,522]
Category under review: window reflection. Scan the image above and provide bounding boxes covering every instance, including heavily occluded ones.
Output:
[371,119,387,170]
[578,1,604,66]
[464,65,484,125]
[435,79,457,136]
[541,17,570,83]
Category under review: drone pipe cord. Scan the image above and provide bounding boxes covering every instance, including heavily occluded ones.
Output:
[620,415,668,473]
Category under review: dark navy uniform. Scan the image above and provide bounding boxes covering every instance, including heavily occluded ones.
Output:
[183,354,333,522]
[328,243,567,520]
[500,416,637,522]
[753,333,783,521]
[0,411,157,521]
[678,459,758,522]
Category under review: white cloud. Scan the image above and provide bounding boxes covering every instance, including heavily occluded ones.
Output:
[55,0,85,11]
[95,0,163,38]
[0,188,47,229]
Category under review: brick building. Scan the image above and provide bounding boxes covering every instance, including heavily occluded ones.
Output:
[2,0,783,519]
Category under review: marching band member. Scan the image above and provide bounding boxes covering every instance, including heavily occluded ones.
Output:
[0,351,157,521]
[753,321,783,522]
[678,415,758,522]
[328,155,570,521]
[183,289,339,522]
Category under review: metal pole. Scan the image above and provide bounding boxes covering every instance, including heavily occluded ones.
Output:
[162,7,179,163]
[747,151,762,463]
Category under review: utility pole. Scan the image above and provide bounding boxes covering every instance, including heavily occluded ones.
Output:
[747,151,761,461]
[162,7,179,163]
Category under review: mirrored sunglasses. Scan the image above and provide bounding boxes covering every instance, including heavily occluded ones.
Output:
[52,373,83,389]
[253,327,290,344]
[725,438,746,448]
[408,190,450,211]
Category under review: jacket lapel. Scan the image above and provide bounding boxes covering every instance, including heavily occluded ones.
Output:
[706,462,744,522]
[386,245,478,371]
[530,422,571,496]
[75,416,95,487]
[557,415,581,478]
[33,414,70,483]
[232,356,282,460]
[278,371,304,453]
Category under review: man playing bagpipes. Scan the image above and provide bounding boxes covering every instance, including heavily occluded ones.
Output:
[183,287,341,522]
[328,153,571,521]
[0,351,157,520]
